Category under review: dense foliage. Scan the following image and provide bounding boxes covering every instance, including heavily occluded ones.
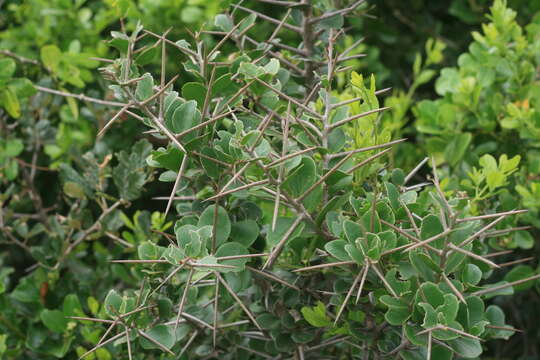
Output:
[0,0,539,359]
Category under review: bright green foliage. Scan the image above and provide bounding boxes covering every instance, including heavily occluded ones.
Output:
[412,0,540,242]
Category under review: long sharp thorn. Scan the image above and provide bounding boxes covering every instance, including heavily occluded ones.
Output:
[220,163,250,195]
[329,138,406,160]
[175,268,194,330]
[427,331,432,360]
[98,103,132,138]
[179,331,198,357]
[297,151,355,202]
[442,273,466,303]
[255,78,322,119]
[137,329,175,355]
[447,243,500,269]
[165,155,188,217]
[246,266,300,291]
[293,261,355,273]
[125,327,133,360]
[204,179,270,202]
[273,103,290,231]
[309,0,366,24]
[35,85,127,107]
[216,273,264,332]
[499,256,534,268]
[266,147,317,168]
[346,148,392,174]
[334,271,363,325]
[457,215,508,248]
[372,264,398,297]
[355,263,370,304]
[404,157,428,185]
[328,106,390,130]
[263,215,304,269]
[474,274,540,297]
[213,272,219,349]
[456,209,528,223]
[232,4,302,32]
[404,229,452,253]
[79,332,125,359]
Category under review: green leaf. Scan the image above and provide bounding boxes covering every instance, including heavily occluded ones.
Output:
[139,325,175,350]
[478,281,514,299]
[419,282,444,308]
[391,168,405,185]
[41,45,62,73]
[215,242,249,272]
[3,138,24,157]
[282,157,317,198]
[63,294,85,317]
[151,146,185,172]
[63,181,86,199]
[230,220,259,247]
[363,233,382,261]
[198,205,231,248]
[435,68,460,95]
[263,59,280,75]
[175,225,203,257]
[182,82,206,108]
[256,313,280,330]
[0,334,6,356]
[301,301,331,327]
[462,264,482,286]
[317,13,344,30]
[104,289,123,318]
[345,244,365,265]
[1,88,21,118]
[40,309,68,333]
[135,45,158,65]
[420,215,444,239]
[167,100,201,133]
[385,268,410,296]
[384,306,411,325]
[215,14,233,32]
[410,251,438,281]
[445,133,472,166]
[418,302,438,329]
[135,73,154,101]
[513,230,534,249]
[9,78,36,98]
[138,241,160,260]
[448,337,482,358]
[504,265,535,291]
[87,297,99,316]
[113,139,153,201]
[438,294,459,322]
[420,215,444,249]
[324,240,350,261]
[267,217,305,246]
[485,305,514,339]
[343,220,363,243]
[0,58,16,81]
[238,62,263,78]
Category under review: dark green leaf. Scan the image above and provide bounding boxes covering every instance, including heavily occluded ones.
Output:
[40,309,68,333]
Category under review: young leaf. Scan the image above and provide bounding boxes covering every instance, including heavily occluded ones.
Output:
[301,302,331,327]
[135,73,154,101]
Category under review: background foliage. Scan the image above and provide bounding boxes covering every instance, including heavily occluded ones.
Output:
[1,0,539,359]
